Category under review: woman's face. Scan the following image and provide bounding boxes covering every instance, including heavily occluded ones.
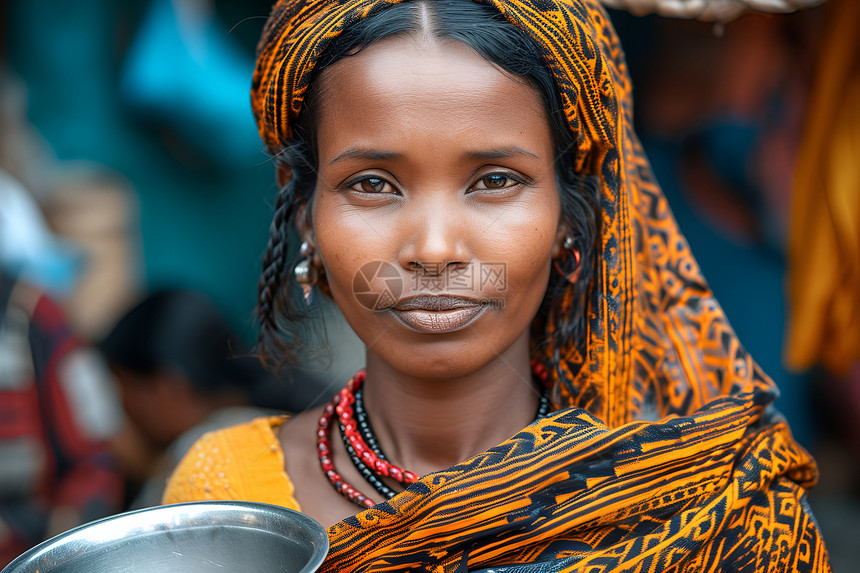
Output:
[310,34,562,379]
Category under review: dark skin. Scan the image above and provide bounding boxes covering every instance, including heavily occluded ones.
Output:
[279,34,570,527]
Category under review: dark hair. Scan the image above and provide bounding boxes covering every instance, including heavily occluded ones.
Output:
[257,0,600,368]
[100,289,265,397]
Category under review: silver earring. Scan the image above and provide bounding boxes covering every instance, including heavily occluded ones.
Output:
[294,241,315,306]
[563,236,575,251]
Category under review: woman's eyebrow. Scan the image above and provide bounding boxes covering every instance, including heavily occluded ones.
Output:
[329,148,402,165]
[464,146,540,160]
[328,146,540,165]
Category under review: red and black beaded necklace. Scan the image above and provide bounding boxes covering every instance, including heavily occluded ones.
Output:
[316,360,552,508]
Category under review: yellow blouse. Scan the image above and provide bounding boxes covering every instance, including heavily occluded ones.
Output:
[162,416,300,512]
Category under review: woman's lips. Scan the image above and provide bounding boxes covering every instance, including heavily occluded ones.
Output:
[389,295,486,334]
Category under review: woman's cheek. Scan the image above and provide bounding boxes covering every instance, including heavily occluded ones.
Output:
[488,213,557,272]
[314,227,355,305]
[494,220,557,305]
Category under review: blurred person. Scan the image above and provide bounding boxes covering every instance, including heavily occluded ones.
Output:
[0,169,124,565]
[98,289,281,508]
[0,270,124,566]
[783,2,860,564]
[785,0,860,404]
[1,50,142,344]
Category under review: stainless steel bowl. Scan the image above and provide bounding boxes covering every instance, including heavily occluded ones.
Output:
[2,501,328,573]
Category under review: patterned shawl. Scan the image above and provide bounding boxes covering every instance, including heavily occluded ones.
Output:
[252,1,831,570]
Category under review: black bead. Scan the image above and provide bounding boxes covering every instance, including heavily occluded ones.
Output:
[338,415,398,500]
[354,389,389,460]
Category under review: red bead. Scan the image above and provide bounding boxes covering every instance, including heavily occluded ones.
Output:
[347,373,364,392]
[374,459,389,476]
[531,361,549,384]
[315,369,443,510]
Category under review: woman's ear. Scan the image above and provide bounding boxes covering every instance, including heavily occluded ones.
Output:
[551,225,582,283]
[295,203,315,248]
[551,226,569,260]
[294,204,332,297]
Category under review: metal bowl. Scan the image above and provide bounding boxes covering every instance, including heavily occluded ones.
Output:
[2,501,328,573]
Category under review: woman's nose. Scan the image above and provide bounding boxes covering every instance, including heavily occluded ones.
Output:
[397,202,471,276]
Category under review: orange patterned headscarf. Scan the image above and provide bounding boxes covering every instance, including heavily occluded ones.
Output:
[252,1,831,570]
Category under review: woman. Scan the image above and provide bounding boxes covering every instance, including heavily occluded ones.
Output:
[98,289,280,508]
[164,0,831,570]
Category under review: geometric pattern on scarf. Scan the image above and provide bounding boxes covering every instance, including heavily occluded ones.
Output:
[251,0,831,570]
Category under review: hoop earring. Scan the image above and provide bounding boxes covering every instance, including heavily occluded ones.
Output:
[553,236,581,284]
[294,241,317,306]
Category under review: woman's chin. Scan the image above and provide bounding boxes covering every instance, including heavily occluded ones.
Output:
[374,345,496,381]
[364,327,530,383]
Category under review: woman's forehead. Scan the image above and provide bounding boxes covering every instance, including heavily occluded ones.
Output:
[319,35,537,104]
[314,35,553,162]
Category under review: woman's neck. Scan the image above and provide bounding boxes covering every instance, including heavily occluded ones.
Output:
[361,331,538,477]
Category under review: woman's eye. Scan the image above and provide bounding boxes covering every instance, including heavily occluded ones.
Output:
[352,177,392,194]
[484,174,509,188]
[472,173,520,191]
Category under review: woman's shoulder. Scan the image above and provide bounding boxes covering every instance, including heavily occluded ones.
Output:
[162,415,300,511]
[174,414,287,464]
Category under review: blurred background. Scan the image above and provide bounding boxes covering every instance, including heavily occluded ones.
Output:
[0,0,857,568]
